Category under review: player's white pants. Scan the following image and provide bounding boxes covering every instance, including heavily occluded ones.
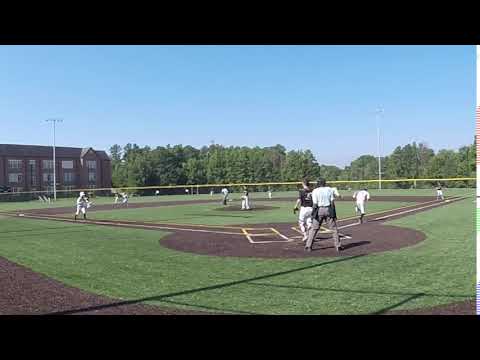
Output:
[76,205,86,215]
[114,197,119,204]
[298,206,313,238]
[355,202,365,215]
[268,192,272,199]
[437,191,444,200]
[241,197,250,210]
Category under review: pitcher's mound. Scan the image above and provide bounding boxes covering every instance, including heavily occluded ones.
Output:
[214,205,279,212]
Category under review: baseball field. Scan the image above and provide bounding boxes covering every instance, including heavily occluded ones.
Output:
[0,188,475,315]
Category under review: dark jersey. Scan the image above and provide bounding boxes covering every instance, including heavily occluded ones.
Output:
[299,188,313,207]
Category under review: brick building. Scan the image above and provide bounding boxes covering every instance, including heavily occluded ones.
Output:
[0,144,112,192]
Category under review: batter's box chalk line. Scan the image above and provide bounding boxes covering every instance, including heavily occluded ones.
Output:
[241,227,294,244]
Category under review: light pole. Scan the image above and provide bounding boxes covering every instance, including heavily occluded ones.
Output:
[45,118,63,201]
[375,108,384,190]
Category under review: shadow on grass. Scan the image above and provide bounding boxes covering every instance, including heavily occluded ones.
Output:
[246,282,472,314]
[44,254,366,315]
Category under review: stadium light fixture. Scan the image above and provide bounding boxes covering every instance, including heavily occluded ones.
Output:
[45,118,63,201]
[375,108,384,190]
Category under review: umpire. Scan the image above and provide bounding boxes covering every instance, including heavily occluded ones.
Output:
[305,178,343,252]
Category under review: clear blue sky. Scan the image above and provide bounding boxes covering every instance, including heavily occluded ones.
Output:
[0,45,475,167]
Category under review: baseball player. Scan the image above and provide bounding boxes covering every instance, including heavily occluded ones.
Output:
[436,186,444,200]
[74,191,89,220]
[114,192,120,205]
[353,188,370,224]
[268,188,272,199]
[221,187,229,205]
[210,189,214,197]
[241,187,250,210]
[121,192,129,206]
[293,179,314,242]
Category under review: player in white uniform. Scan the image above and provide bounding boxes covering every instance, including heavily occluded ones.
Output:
[268,188,272,199]
[114,192,120,205]
[221,187,229,205]
[353,188,370,224]
[436,186,444,200]
[75,191,89,220]
[121,192,129,206]
[241,188,250,210]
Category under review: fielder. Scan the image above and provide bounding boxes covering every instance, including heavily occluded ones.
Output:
[221,187,229,205]
[353,188,370,224]
[241,187,250,210]
[293,179,313,242]
[74,191,89,221]
[114,192,120,205]
[268,189,272,199]
[436,186,444,200]
[121,192,129,206]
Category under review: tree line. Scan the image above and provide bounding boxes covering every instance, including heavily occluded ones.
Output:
[109,140,476,190]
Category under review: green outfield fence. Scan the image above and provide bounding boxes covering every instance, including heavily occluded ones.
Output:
[0,177,475,202]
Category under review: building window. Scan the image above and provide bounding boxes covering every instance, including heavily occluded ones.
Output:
[88,172,96,183]
[86,160,97,169]
[28,160,37,186]
[64,172,75,184]
[62,160,74,169]
[8,173,23,183]
[42,160,54,170]
[8,159,23,169]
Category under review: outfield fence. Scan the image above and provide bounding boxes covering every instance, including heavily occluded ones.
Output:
[0,177,475,203]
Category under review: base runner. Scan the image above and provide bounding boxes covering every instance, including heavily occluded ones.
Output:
[353,188,370,224]
[293,179,313,242]
[436,186,444,200]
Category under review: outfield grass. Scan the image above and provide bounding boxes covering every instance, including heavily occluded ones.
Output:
[63,201,417,226]
[0,188,473,212]
[0,195,474,314]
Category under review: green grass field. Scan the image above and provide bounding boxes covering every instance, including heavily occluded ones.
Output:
[60,201,416,225]
[0,189,475,314]
[0,187,473,212]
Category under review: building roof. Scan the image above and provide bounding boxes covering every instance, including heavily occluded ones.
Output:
[0,144,110,160]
